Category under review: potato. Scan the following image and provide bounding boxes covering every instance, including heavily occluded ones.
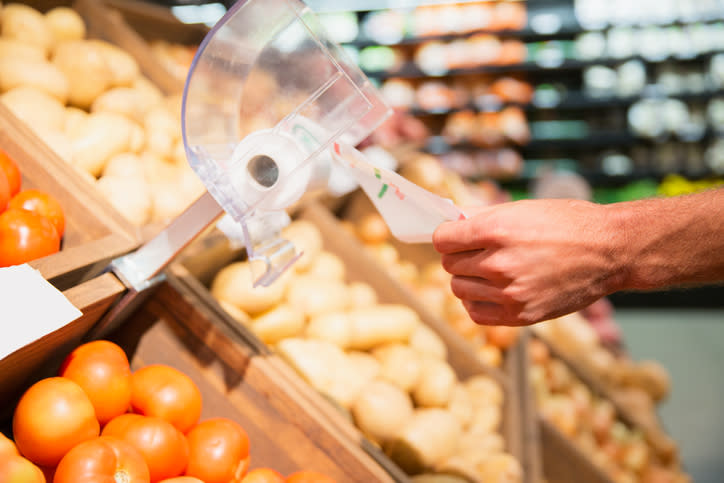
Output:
[465,375,504,408]
[87,40,139,87]
[172,138,187,166]
[132,76,164,108]
[386,408,462,473]
[102,153,144,179]
[326,352,379,409]
[53,40,112,108]
[0,57,68,102]
[366,242,399,266]
[478,344,503,369]
[149,179,191,222]
[447,384,474,429]
[64,107,88,135]
[409,325,447,360]
[0,39,45,61]
[33,126,72,162]
[282,220,323,271]
[484,326,520,350]
[96,175,152,226]
[178,165,206,200]
[347,305,419,351]
[410,475,469,483]
[467,404,502,434]
[69,112,133,177]
[144,128,174,158]
[91,87,151,124]
[352,380,413,444]
[128,123,146,154]
[44,7,85,42]
[357,213,390,244]
[347,281,378,308]
[210,260,289,315]
[251,303,305,344]
[277,338,346,394]
[421,262,451,287]
[413,358,457,408]
[144,105,181,140]
[457,431,504,454]
[372,344,422,392]
[141,152,180,184]
[305,251,346,281]
[1,86,65,132]
[476,453,523,483]
[285,275,349,319]
[1,4,52,55]
[540,396,578,437]
[306,312,352,349]
[217,300,252,326]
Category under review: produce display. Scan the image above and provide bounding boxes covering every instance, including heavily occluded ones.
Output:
[0,149,64,266]
[150,40,197,82]
[208,220,521,482]
[0,4,205,228]
[533,314,672,431]
[2,339,336,483]
[528,334,690,483]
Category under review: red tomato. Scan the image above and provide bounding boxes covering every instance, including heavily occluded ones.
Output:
[0,208,60,267]
[158,478,204,483]
[130,365,202,434]
[0,455,45,483]
[102,413,144,436]
[0,169,9,213]
[59,340,132,425]
[185,418,250,483]
[285,471,336,483]
[13,377,100,467]
[9,189,65,237]
[54,436,150,483]
[0,150,21,196]
[0,432,19,458]
[104,416,189,482]
[242,468,285,483]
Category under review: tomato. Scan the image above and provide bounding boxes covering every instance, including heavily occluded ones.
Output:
[157,478,204,483]
[0,150,21,197]
[102,414,144,436]
[130,365,202,434]
[0,432,18,458]
[0,455,45,483]
[185,418,250,483]
[242,468,285,483]
[0,169,9,213]
[54,436,149,483]
[285,471,336,483]
[104,416,189,482]
[13,377,100,467]
[0,209,60,267]
[59,340,132,425]
[9,189,65,237]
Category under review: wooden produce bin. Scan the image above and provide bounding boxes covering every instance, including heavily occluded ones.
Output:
[171,201,529,483]
[0,272,126,417]
[523,330,686,483]
[0,274,393,482]
[0,105,138,290]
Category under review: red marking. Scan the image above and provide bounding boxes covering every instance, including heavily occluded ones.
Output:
[333,142,341,155]
[458,213,466,220]
[389,183,405,200]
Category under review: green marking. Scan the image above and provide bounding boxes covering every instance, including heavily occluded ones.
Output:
[374,168,381,179]
[378,184,388,198]
[291,124,320,151]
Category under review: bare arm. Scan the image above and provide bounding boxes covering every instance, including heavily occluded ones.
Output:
[432,188,724,326]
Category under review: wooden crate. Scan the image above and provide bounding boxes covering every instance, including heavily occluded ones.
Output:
[0,272,126,417]
[172,201,527,482]
[0,274,395,481]
[524,330,683,483]
[0,104,138,290]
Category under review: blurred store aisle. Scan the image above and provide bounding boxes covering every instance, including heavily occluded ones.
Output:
[617,308,724,483]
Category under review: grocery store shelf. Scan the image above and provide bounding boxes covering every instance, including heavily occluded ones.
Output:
[364,50,724,80]
[527,88,724,111]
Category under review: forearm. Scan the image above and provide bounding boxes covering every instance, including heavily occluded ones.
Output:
[607,188,724,292]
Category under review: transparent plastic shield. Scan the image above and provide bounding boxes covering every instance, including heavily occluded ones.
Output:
[182,0,390,285]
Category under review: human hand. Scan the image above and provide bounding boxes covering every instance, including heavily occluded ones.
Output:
[433,199,626,326]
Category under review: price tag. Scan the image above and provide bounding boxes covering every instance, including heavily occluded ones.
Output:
[0,264,82,360]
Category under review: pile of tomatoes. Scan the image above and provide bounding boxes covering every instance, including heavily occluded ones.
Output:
[0,340,336,483]
[0,150,65,267]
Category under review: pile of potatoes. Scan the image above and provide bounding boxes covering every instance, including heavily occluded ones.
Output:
[343,211,520,369]
[529,337,689,483]
[209,220,522,483]
[0,3,205,226]
[533,314,671,430]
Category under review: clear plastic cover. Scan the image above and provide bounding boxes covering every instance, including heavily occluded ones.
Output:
[182,0,391,285]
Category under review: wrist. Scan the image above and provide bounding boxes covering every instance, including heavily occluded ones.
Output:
[602,201,639,293]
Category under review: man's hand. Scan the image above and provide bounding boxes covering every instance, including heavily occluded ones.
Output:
[432,199,626,326]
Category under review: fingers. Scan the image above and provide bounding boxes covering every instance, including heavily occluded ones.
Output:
[441,250,497,280]
[461,300,507,325]
[450,276,507,304]
[433,210,495,254]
